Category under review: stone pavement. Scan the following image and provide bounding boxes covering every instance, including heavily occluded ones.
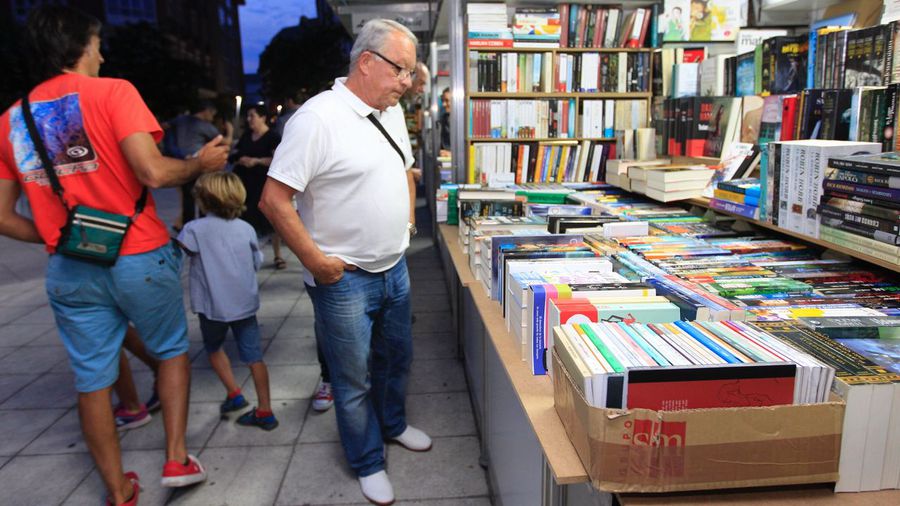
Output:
[0,188,490,505]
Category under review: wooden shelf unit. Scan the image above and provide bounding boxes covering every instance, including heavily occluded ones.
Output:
[687,197,900,273]
[465,46,655,184]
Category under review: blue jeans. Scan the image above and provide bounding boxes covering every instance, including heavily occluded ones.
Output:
[305,257,413,477]
[198,314,263,364]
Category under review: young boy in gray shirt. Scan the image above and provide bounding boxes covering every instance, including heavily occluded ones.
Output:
[178,172,277,430]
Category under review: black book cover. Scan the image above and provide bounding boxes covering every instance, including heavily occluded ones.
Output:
[820,89,853,141]
[773,35,808,93]
[799,89,827,139]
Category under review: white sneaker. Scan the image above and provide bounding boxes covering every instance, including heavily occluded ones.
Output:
[391,425,432,452]
[312,379,333,412]
[359,470,394,505]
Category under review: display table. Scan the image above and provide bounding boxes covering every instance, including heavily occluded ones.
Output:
[435,224,900,506]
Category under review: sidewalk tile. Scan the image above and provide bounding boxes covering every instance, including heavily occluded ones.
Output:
[272,316,316,339]
[404,393,477,438]
[263,337,318,365]
[0,322,56,347]
[297,406,339,443]
[0,408,66,456]
[388,436,488,501]
[275,442,363,505]
[169,446,292,506]
[0,373,76,409]
[20,408,96,455]
[408,359,467,394]
[0,373,40,405]
[0,454,94,505]
[413,334,457,360]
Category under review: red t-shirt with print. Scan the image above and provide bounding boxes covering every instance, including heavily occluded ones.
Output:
[0,73,169,255]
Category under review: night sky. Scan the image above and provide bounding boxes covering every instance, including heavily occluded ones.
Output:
[240,0,318,74]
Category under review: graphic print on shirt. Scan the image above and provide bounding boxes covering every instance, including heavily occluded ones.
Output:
[9,93,98,185]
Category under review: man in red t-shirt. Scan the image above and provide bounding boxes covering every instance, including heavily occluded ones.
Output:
[0,6,228,505]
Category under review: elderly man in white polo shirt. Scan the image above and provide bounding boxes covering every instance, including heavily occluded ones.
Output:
[260,19,431,506]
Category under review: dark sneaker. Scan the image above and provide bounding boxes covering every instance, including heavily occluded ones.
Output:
[220,393,248,414]
[236,408,279,431]
[114,404,152,431]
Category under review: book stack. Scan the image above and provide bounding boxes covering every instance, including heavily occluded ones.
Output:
[753,321,900,492]
[761,140,881,238]
[709,178,761,219]
[818,152,900,263]
[552,320,834,410]
[511,6,560,48]
[622,164,716,202]
[469,140,616,185]
[467,3,511,48]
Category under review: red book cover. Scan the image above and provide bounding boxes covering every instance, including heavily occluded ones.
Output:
[468,39,513,49]
[625,364,796,411]
[780,95,799,141]
[575,6,588,48]
[637,8,651,47]
[593,9,607,48]
[559,3,569,48]
[682,48,706,63]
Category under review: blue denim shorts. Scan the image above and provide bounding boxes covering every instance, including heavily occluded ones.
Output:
[46,243,190,392]
[198,313,263,364]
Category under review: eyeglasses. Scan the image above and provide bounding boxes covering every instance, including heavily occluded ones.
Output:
[368,50,416,81]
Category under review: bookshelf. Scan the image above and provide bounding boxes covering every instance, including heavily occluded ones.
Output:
[687,196,900,273]
[465,43,655,184]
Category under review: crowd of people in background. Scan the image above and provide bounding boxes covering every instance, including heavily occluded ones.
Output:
[0,5,440,506]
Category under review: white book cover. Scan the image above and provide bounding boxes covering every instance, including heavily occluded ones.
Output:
[860,383,894,491]
[507,53,517,93]
[617,52,628,93]
[833,381,874,492]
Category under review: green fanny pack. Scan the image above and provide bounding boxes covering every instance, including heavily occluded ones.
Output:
[56,205,135,265]
[21,92,147,266]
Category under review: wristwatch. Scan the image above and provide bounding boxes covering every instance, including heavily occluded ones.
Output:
[408,222,418,237]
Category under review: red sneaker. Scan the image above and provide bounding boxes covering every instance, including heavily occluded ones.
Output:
[160,454,207,487]
[106,471,139,506]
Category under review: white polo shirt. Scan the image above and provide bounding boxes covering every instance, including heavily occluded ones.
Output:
[268,78,414,286]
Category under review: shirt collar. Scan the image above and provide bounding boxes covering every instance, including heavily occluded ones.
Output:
[333,77,377,118]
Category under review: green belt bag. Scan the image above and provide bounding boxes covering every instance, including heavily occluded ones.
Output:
[21,93,147,266]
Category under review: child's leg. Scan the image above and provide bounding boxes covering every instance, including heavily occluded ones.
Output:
[199,314,240,395]
[113,351,142,412]
[231,316,271,411]
[122,325,161,375]
[248,361,272,413]
[209,349,241,395]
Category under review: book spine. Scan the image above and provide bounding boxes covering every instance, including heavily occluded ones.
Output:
[825,168,900,188]
[823,180,900,202]
[820,216,900,246]
[708,198,759,219]
[829,157,900,176]
[819,204,900,235]
[823,195,900,220]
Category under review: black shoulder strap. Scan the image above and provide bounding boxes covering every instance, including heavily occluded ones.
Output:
[21,93,148,217]
[366,112,406,166]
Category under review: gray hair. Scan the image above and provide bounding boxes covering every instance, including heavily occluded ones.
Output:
[350,19,418,69]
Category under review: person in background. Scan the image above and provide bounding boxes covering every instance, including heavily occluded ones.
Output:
[274,89,307,138]
[439,87,451,152]
[230,104,285,269]
[167,100,232,231]
[177,172,277,430]
[260,18,431,506]
[0,6,228,504]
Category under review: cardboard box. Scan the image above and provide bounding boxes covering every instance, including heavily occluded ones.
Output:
[552,351,844,493]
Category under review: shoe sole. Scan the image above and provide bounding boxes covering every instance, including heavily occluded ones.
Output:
[160,471,207,488]
[116,414,152,432]
[362,496,395,506]
[311,402,333,412]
